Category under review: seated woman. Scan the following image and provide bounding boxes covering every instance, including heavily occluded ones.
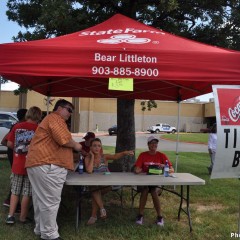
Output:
[84,138,134,225]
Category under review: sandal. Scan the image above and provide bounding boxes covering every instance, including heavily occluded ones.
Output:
[87,216,97,225]
[100,208,107,219]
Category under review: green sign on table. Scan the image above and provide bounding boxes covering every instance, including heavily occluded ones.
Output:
[108,78,133,91]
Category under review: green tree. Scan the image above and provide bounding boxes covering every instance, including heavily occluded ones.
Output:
[5,0,240,170]
[6,0,240,50]
[141,100,157,112]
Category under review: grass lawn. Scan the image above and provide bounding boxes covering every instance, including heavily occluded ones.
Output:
[0,147,239,240]
[161,133,209,144]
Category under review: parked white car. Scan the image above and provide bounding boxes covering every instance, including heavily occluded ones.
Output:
[0,112,18,153]
[147,123,176,134]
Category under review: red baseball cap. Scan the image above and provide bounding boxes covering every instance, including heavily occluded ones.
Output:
[83,132,95,140]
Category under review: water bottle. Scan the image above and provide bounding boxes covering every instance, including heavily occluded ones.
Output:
[164,160,169,177]
[78,154,84,174]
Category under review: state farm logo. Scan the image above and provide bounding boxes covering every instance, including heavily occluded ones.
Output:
[228,101,240,122]
[97,34,151,44]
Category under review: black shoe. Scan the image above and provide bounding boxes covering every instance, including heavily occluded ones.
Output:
[5,215,15,224]
[156,216,164,227]
[136,214,143,225]
[207,167,212,175]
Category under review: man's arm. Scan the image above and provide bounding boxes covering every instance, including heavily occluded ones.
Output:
[7,140,13,149]
[1,132,9,146]
[169,166,174,173]
[63,139,82,152]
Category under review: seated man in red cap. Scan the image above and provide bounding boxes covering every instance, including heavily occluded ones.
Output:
[134,136,174,227]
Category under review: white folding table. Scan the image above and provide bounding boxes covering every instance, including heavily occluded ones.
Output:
[65,172,205,232]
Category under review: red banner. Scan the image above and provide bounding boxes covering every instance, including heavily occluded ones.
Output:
[217,88,240,125]
[211,85,240,179]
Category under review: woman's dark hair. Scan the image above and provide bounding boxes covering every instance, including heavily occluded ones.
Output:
[53,99,74,111]
[90,138,102,146]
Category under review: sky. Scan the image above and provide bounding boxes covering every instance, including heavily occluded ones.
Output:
[0,1,21,44]
[0,0,214,101]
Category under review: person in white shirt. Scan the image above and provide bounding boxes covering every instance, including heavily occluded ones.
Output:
[207,123,217,174]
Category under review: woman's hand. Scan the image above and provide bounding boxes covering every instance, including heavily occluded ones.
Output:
[88,150,94,159]
[85,151,94,173]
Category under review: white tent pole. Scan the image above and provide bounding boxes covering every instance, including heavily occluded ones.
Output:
[175,100,181,173]
[173,100,181,190]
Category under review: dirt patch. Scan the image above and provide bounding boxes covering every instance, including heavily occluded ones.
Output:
[193,203,224,212]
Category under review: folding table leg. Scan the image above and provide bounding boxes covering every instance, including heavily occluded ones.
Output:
[75,186,82,231]
[177,185,193,232]
[186,186,193,232]
[178,185,184,220]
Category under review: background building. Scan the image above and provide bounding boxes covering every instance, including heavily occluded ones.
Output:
[0,90,216,133]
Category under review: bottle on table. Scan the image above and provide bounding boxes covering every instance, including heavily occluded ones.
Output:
[164,160,169,177]
[78,154,84,174]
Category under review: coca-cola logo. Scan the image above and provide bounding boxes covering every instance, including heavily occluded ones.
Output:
[221,115,229,122]
[228,101,240,122]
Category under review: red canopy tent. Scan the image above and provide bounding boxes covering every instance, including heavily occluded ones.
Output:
[0,14,240,100]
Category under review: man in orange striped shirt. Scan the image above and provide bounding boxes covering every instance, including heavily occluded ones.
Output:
[26,99,82,240]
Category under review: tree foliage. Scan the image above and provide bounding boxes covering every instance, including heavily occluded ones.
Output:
[141,100,157,111]
[13,86,28,95]
[6,0,240,50]
[4,0,240,170]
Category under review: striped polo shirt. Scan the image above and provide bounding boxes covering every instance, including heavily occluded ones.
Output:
[25,112,74,170]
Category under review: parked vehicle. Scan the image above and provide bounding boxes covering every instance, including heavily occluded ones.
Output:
[0,111,18,153]
[147,123,176,134]
[108,125,117,135]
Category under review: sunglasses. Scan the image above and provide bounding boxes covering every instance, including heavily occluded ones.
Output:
[62,106,73,113]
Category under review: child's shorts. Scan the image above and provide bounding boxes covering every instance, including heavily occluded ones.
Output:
[11,174,32,196]
[137,186,158,192]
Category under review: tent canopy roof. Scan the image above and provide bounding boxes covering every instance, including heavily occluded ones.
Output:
[0,14,240,100]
